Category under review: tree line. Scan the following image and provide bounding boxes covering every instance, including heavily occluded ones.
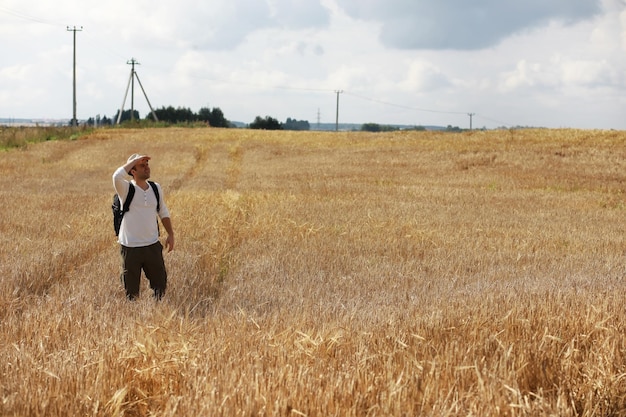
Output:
[84,108,449,132]
[86,107,312,131]
[248,116,310,130]
[86,106,232,127]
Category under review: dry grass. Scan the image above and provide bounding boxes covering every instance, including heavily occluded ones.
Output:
[1,127,625,416]
[0,125,93,149]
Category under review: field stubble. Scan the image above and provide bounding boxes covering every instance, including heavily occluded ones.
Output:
[1,127,625,416]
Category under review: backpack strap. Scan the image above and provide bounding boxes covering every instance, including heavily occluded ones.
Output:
[122,184,136,214]
[148,181,161,237]
[148,181,160,213]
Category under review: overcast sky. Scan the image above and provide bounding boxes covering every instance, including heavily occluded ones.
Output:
[1,0,625,129]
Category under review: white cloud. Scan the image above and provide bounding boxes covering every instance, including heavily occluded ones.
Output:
[499,60,553,92]
[560,59,618,87]
[401,60,449,92]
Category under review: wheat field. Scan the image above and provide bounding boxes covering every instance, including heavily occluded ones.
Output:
[1,127,625,416]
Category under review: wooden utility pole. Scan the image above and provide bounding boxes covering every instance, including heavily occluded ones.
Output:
[128,58,138,121]
[468,113,475,130]
[335,90,343,132]
[67,26,82,126]
[117,58,158,124]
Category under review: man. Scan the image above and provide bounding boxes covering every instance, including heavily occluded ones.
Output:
[113,154,175,300]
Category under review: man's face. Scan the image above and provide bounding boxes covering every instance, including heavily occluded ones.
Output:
[132,159,151,180]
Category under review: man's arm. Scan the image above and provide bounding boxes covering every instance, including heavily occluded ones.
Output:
[161,217,175,252]
[112,166,129,197]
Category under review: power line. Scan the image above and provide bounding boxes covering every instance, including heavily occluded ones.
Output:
[82,30,128,62]
[344,91,511,128]
[343,91,467,116]
[474,114,513,128]
[0,6,62,26]
[274,85,334,93]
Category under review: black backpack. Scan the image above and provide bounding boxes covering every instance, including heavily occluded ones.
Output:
[112,181,160,236]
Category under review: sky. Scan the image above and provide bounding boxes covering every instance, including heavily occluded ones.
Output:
[1,0,625,129]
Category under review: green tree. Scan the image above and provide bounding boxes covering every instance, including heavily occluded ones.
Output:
[249,116,282,130]
[361,123,399,132]
[283,118,310,131]
[198,107,230,127]
[153,106,196,124]
[445,125,462,132]
[113,109,140,123]
[154,106,176,123]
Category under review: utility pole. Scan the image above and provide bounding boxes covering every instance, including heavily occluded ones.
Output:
[128,58,138,121]
[335,90,343,132]
[117,58,158,124]
[468,113,475,131]
[67,25,82,127]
